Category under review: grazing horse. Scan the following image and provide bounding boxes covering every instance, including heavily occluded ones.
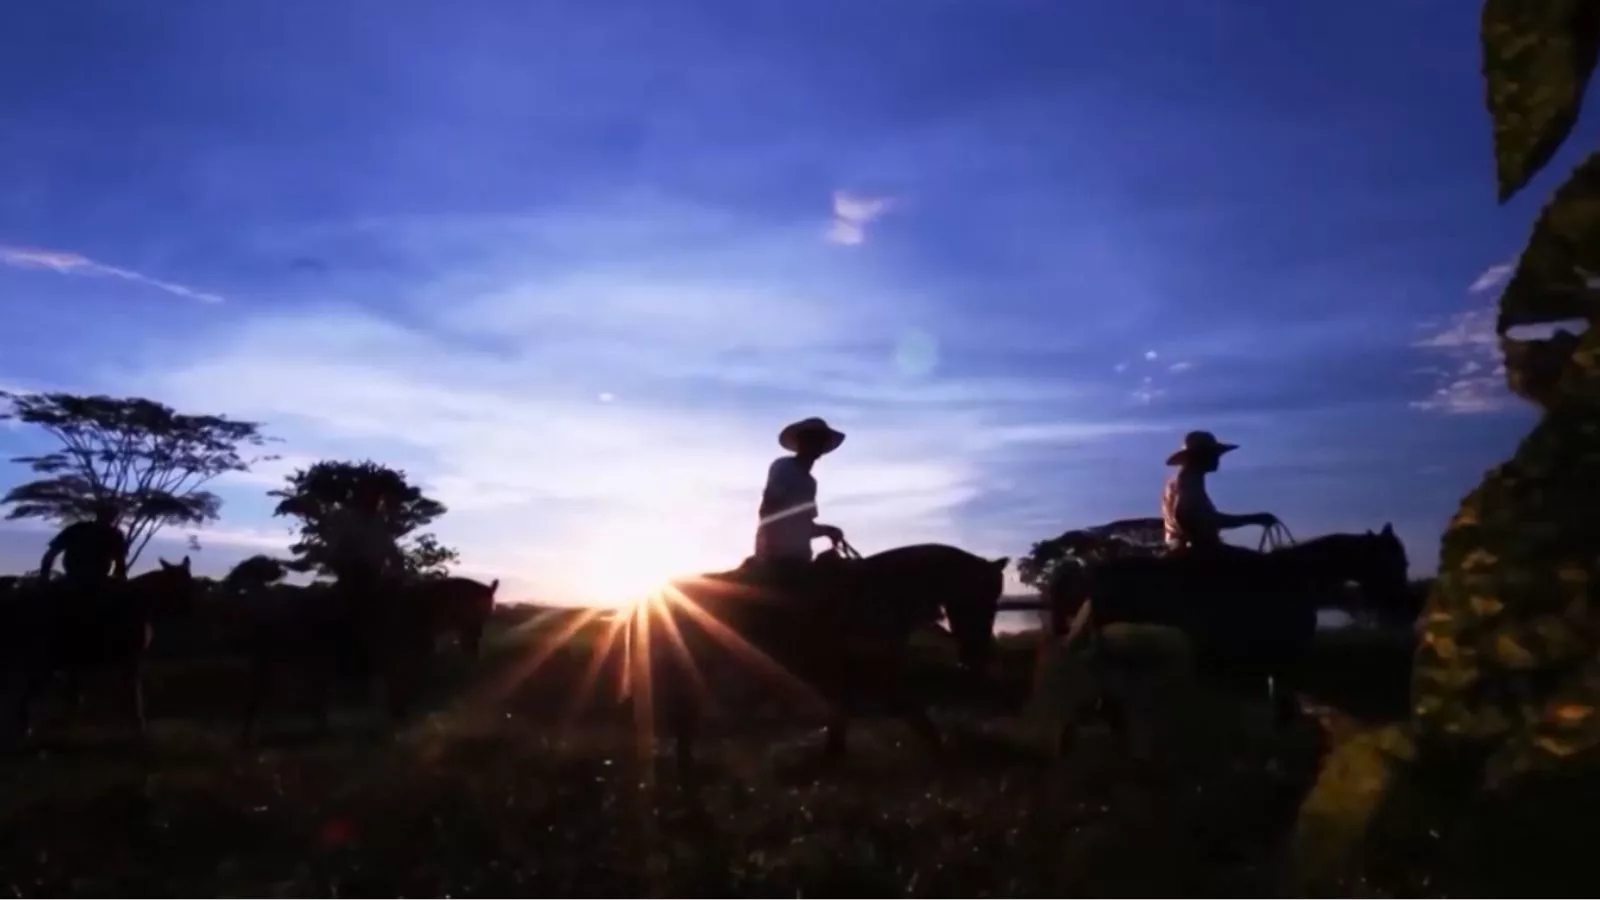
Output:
[1048,525,1411,743]
[230,566,499,739]
[414,575,500,658]
[1,557,199,741]
[639,542,1007,774]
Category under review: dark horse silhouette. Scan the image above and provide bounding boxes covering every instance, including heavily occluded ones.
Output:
[1,557,199,742]
[636,542,1007,774]
[1047,525,1411,747]
[228,565,500,740]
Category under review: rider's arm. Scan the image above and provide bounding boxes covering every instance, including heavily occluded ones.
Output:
[1215,512,1260,530]
[37,547,58,577]
[111,530,129,579]
[38,525,74,576]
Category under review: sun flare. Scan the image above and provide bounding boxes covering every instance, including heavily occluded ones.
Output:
[584,570,673,613]
[564,518,729,614]
[573,546,691,613]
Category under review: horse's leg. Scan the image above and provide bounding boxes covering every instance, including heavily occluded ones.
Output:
[125,663,147,741]
[669,694,700,781]
[60,668,83,727]
[461,621,484,660]
[4,660,48,745]
[239,652,270,745]
[823,710,850,758]
[1269,664,1302,728]
[311,656,336,735]
[884,664,942,756]
[381,643,424,731]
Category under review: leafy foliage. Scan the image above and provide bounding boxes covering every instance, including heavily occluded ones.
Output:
[1481,0,1600,202]
[1016,517,1165,590]
[1295,3,1600,888]
[0,391,275,565]
[1406,0,1600,784]
[220,554,290,593]
[1494,151,1600,409]
[1410,390,1600,783]
[1496,153,1600,333]
[1481,0,1600,406]
[270,459,460,579]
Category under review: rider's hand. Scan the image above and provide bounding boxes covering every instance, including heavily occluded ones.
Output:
[816,524,845,545]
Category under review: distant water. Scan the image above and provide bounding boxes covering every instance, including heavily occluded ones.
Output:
[994,606,1357,635]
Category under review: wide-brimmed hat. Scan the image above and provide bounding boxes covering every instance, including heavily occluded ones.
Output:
[1165,430,1238,466]
[778,416,846,454]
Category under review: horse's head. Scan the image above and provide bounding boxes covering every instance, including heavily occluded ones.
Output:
[1348,523,1414,620]
[131,555,200,619]
[943,554,1008,672]
[1291,524,1413,622]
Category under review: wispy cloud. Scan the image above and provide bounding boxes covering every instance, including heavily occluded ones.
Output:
[825,190,894,246]
[1468,261,1514,295]
[0,245,225,304]
[1410,304,1510,415]
[124,208,1159,602]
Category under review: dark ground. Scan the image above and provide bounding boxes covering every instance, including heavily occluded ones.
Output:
[0,606,1420,897]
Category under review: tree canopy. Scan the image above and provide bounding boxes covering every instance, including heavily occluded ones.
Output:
[1016,516,1166,590]
[0,390,275,565]
[269,459,460,579]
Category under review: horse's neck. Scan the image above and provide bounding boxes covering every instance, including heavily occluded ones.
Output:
[1274,536,1362,579]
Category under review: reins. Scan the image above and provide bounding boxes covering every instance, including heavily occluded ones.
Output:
[1257,520,1297,551]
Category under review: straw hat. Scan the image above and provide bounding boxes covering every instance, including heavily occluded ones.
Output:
[778,416,846,454]
[1165,430,1238,466]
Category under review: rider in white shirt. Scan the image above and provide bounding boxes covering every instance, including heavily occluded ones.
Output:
[752,417,847,580]
[1161,429,1279,557]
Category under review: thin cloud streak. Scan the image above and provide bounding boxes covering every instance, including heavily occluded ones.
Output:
[1468,261,1514,295]
[1,245,226,304]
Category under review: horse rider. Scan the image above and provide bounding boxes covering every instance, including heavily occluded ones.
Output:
[748,416,848,593]
[323,485,405,610]
[37,499,129,606]
[1162,429,1280,561]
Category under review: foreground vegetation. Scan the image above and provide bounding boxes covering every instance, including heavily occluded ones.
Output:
[0,610,1419,897]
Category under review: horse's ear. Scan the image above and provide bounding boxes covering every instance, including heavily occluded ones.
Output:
[181,554,192,569]
[489,578,501,594]
[1380,523,1395,538]
[158,556,172,569]
[991,556,1011,571]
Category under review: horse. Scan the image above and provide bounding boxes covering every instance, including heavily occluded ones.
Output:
[415,575,500,658]
[1,556,199,742]
[229,565,499,740]
[1047,524,1411,749]
[637,542,1008,775]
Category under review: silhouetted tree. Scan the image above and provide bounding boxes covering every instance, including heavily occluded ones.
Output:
[269,459,460,579]
[221,553,291,593]
[0,391,276,566]
[1017,516,1166,590]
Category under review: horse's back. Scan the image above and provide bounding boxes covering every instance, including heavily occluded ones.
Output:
[861,543,1008,591]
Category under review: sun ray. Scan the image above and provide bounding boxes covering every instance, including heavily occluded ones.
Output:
[655,580,831,713]
[464,605,610,715]
[647,591,715,716]
[559,608,632,724]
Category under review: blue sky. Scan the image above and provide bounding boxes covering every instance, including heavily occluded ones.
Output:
[0,0,1579,603]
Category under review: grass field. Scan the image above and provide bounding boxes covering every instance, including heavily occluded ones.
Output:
[0,607,1422,896]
